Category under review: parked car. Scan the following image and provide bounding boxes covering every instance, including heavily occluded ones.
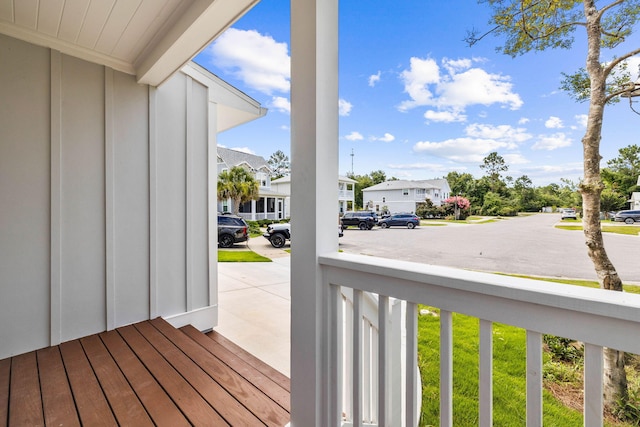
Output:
[341,211,378,230]
[613,210,640,224]
[218,215,249,248]
[378,213,420,229]
[560,209,577,220]
[263,223,344,248]
[263,223,291,248]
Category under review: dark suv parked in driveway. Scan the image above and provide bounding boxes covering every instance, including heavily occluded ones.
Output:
[341,211,378,230]
[218,214,249,248]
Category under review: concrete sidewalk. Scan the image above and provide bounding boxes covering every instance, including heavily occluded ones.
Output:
[216,238,291,376]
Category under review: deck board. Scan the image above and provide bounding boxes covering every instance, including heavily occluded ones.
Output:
[80,334,154,426]
[59,340,118,426]
[1,318,290,426]
[0,358,10,427]
[206,330,291,392]
[151,318,289,426]
[183,325,291,412]
[36,346,80,427]
[9,352,44,426]
[99,329,191,427]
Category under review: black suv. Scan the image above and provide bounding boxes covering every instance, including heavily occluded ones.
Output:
[218,215,249,248]
[341,211,378,230]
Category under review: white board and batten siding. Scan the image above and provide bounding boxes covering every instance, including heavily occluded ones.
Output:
[0,34,226,359]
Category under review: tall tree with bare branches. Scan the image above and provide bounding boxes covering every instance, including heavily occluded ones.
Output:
[467,0,640,411]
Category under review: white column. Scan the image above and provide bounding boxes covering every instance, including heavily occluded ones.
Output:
[290,0,339,425]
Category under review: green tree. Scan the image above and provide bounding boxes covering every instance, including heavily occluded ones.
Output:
[513,175,537,212]
[370,169,387,185]
[602,144,640,195]
[267,150,290,179]
[217,166,260,215]
[469,0,640,409]
[479,152,508,193]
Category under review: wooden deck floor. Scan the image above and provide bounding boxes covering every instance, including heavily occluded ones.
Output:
[0,318,290,426]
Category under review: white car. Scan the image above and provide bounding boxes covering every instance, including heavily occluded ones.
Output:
[561,209,577,220]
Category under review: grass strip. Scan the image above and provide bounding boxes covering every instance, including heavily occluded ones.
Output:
[218,250,271,262]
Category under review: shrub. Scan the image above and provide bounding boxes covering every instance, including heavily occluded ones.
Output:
[543,335,583,363]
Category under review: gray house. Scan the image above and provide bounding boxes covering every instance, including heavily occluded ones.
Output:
[362,179,452,213]
[217,147,288,220]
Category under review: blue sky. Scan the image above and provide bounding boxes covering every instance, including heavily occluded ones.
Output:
[194,1,640,186]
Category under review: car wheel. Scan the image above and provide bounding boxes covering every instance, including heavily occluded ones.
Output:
[625,217,634,224]
[219,234,234,248]
[380,222,389,229]
[358,222,368,230]
[270,233,286,248]
[407,222,416,229]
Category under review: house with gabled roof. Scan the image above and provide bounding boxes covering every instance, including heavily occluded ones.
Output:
[217,147,289,220]
[271,174,355,217]
[362,178,451,213]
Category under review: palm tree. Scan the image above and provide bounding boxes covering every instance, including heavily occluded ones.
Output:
[217,166,260,215]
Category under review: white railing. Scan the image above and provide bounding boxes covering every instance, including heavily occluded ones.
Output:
[339,289,421,427]
[319,252,640,427]
[339,189,354,200]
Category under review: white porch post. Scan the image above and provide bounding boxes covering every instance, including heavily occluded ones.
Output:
[290,0,339,425]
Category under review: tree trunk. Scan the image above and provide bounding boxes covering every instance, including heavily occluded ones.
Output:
[582,0,627,410]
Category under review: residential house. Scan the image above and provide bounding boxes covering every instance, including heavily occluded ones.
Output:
[217,147,288,220]
[1,2,638,427]
[629,192,640,210]
[271,174,355,217]
[362,179,451,214]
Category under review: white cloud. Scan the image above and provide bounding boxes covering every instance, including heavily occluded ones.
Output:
[345,131,364,141]
[339,99,353,116]
[206,28,290,95]
[465,123,532,146]
[413,137,508,163]
[229,147,256,155]
[398,56,523,122]
[532,133,573,150]
[398,57,440,111]
[574,114,588,128]
[372,133,395,142]
[518,117,530,124]
[545,116,564,129]
[271,96,291,114]
[502,153,530,165]
[388,162,458,172]
[280,125,290,131]
[369,71,381,87]
[424,110,466,123]
[412,122,530,163]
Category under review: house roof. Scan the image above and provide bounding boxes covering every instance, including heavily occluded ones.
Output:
[272,175,356,184]
[363,180,441,192]
[184,63,267,132]
[0,0,259,86]
[218,147,271,173]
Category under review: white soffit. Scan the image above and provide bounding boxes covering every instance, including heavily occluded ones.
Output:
[182,62,267,132]
[0,0,259,86]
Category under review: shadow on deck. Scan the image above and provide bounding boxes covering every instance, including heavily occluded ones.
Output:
[0,318,290,426]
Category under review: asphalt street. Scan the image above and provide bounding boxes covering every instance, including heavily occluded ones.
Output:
[338,213,639,283]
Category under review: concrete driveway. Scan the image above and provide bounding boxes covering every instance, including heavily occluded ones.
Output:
[339,213,639,283]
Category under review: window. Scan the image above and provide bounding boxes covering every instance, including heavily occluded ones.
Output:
[416,188,425,198]
[382,197,385,203]
[402,188,409,196]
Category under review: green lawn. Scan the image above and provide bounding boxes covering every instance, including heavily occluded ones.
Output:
[418,274,640,426]
[217,250,271,262]
[555,224,640,236]
[418,311,584,426]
